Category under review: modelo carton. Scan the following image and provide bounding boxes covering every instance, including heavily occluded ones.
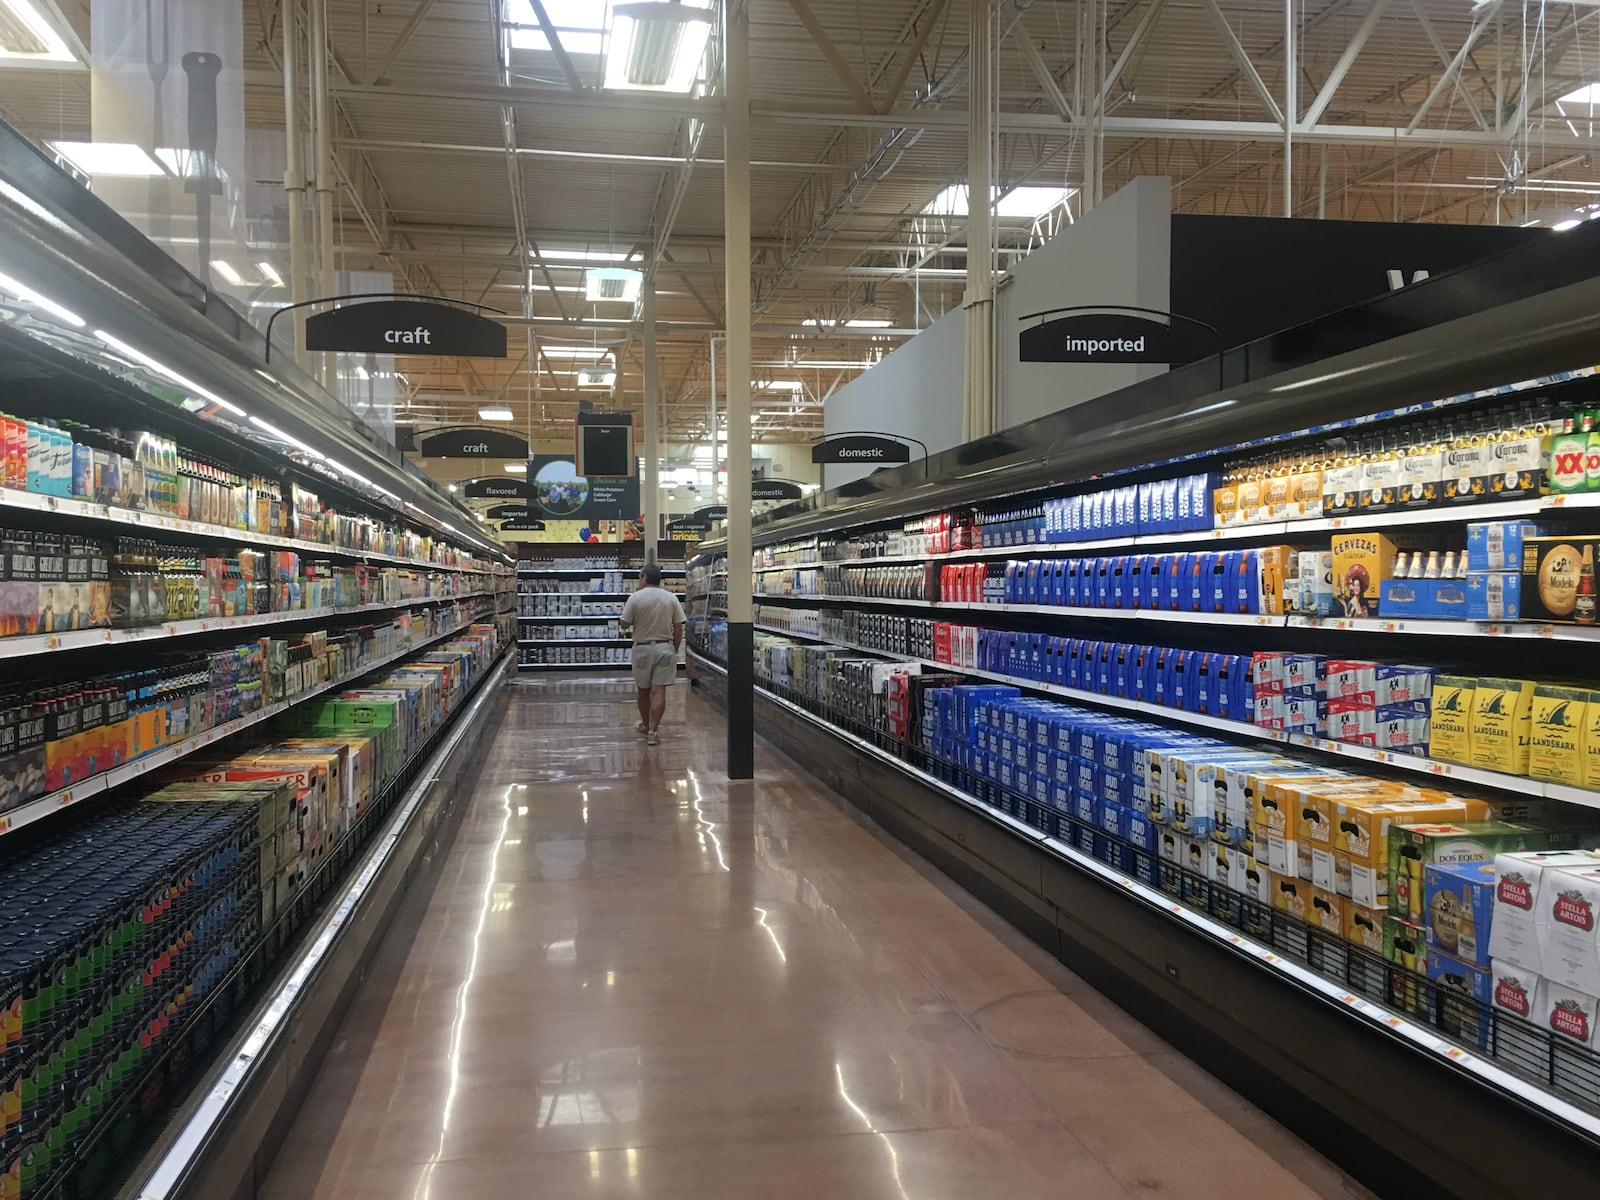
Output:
[1422,860,1497,967]
[1426,950,1495,1048]
[1468,677,1534,776]
[1519,536,1600,623]
[1528,684,1589,787]
[1539,865,1600,996]
[1272,872,1313,923]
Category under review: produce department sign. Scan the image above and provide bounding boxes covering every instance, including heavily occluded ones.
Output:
[528,454,640,521]
[812,435,912,465]
[418,427,530,459]
[305,300,508,358]
[1018,306,1216,364]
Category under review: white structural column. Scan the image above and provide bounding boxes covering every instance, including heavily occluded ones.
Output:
[1284,0,1296,217]
[963,0,995,443]
[642,279,660,555]
[723,0,755,780]
[310,0,337,385]
[282,0,310,369]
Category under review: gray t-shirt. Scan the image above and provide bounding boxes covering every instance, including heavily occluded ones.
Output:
[620,585,686,643]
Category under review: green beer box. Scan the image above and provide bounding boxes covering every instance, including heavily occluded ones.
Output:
[288,694,406,784]
[1389,820,1553,923]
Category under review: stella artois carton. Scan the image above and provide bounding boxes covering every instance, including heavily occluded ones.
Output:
[1487,850,1600,975]
[1538,865,1600,996]
[1490,961,1542,1024]
[1539,977,1600,1050]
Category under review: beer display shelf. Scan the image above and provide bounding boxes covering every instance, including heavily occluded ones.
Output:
[517,566,685,576]
[516,637,629,645]
[0,589,497,659]
[0,485,501,574]
[516,613,618,622]
[756,591,1600,643]
[0,604,498,839]
[686,645,1600,1146]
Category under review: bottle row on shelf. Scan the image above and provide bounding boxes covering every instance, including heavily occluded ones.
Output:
[0,411,493,571]
[519,645,631,667]
[0,621,508,1198]
[516,594,626,619]
[744,636,1600,1068]
[519,622,620,642]
[0,529,504,643]
[0,600,502,820]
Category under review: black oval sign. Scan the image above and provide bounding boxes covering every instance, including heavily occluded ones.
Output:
[305,299,508,358]
[693,505,728,523]
[463,477,531,500]
[811,435,911,465]
[419,427,530,459]
[485,503,529,520]
[1018,307,1215,364]
[751,479,803,501]
[499,518,547,532]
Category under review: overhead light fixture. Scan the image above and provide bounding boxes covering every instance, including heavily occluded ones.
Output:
[755,380,805,391]
[536,248,633,263]
[210,260,245,286]
[604,0,713,93]
[447,483,457,492]
[92,329,246,416]
[505,462,528,474]
[50,140,167,177]
[1560,83,1600,106]
[584,267,643,303]
[920,183,1075,219]
[801,318,893,329]
[538,345,613,359]
[0,1,78,64]
[479,405,515,421]
[1554,218,1583,231]
[257,261,284,287]
[0,268,83,326]
[578,366,618,388]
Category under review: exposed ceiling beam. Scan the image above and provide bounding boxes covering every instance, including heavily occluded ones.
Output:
[369,0,440,86]
[527,0,585,93]
[787,0,878,114]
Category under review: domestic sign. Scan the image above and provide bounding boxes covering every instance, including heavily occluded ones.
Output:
[693,505,728,523]
[812,435,912,465]
[418,427,529,459]
[462,477,530,500]
[499,518,547,532]
[485,504,528,520]
[751,479,803,501]
[527,454,640,521]
[305,299,507,358]
[1019,307,1214,364]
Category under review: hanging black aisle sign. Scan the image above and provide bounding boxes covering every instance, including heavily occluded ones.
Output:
[751,479,804,501]
[463,477,530,500]
[304,299,508,358]
[812,435,912,465]
[1018,305,1219,365]
[499,518,547,532]
[418,427,530,459]
[668,518,710,540]
[485,503,529,520]
[693,505,729,523]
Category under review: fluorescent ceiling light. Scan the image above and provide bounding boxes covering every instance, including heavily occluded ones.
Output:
[585,267,643,302]
[257,261,284,287]
[505,462,528,473]
[921,183,1075,219]
[92,329,246,416]
[755,380,804,391]
[1560,83,1600,106]
[479,405,515,421]
[1554,218,1583,231]
[211,260,244,286]
[605,0,713,93]
[50,140,167,177]
[801,318,892,329]
[537,248,633,263]
[0,268,82,326]
[578,367,618,387]
[538,345,612,359]
[0,1,76,64]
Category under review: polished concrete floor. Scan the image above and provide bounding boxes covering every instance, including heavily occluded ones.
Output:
[259,676,1376,1200]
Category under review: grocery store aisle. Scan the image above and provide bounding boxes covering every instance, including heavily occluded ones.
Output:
[259,676,1374,1200]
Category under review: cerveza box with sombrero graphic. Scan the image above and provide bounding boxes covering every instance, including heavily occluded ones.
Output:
[1331,531,1430,619]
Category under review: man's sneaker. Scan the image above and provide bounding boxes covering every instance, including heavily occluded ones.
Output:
[646,730,660,746]
[636,720,648,734]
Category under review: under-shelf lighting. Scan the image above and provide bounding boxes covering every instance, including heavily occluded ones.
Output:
[1554,218,1583,231]
[247,415,323,460]
[92,329,246,416]
[604,1,713,93]
[584,267,643,303]
[0,1,77,64]
[0,268,83,326]
[50,140,167,176]
[478,406,515,421]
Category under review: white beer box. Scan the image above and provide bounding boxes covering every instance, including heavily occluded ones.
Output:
[1540,977,1600,1050]
[1490,962,1542,1024]
[1539,866,1600,997]
[1487,850,1600,976]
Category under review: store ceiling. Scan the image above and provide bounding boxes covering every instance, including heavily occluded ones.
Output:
[6,0,1600,445]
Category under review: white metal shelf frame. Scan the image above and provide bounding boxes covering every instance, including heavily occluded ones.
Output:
[0,603,503,838]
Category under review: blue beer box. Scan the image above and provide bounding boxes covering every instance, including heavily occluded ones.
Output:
[1101,769,1133,809]
[1099,798,1130,839]
[1131,850,1159,887]
[1050,779,1073,812]
[1126,808,1158,855]
[1074,822,1097,855]
[1072,788,1100,827]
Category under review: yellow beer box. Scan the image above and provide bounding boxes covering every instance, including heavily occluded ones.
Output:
[1309,887,1346,939]
[1254,775,1367,879]
[1528,685,1590,787]
[1326,791,1481,910]
[1272,872,1313,922]
[1346,904,1385,954]
[1427,675,1476,765]
[1470,677,1535,776]
[1586,702,1600,792]
[1331,531,1427,619]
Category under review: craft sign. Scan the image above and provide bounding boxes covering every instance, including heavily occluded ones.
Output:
[418,427,530,459]
[1018,307,1214,364]
[811,435,911,465]
[305,299,508,358]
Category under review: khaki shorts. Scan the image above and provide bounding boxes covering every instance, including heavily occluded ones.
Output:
[631,642,677,688]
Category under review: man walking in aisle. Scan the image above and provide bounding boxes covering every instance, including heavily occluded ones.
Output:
[620,562,685,746]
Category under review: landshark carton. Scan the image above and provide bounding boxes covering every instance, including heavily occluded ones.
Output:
[1469,677,1535,776]
[1527,685,1590,788]
[1428,675,1475,765]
